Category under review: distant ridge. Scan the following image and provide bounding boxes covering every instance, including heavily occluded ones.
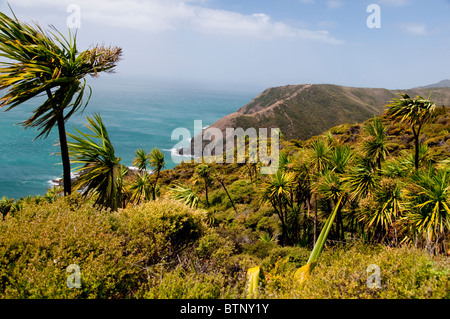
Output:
[415,79,450,89]
[189,83,450,154]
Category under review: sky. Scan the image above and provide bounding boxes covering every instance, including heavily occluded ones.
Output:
[1,0,450,92]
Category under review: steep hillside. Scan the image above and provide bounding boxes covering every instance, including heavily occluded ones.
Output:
[191,84,450,154]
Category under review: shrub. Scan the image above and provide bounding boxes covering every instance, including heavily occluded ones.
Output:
[0,196,207,298]
[259,244,450,299]
[142,266,243,299]
[261,246,310,270]
[112,198,206,268]
[0,194,139,298]
[196,228,235,266]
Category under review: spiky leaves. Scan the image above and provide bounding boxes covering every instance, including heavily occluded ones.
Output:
[170,184,200,209]
[0,12,122,137]
[262,170,296,245]
[0,11,122,195]
[294,196,343,283]
[67,114,124,211]
[149,148,165,200]
[133,148,150,172]
[405,168,450,253]
[362,117,392,170]
[386,93,435,170]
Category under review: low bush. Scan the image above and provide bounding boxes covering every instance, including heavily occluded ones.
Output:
[0,196,207,298]
[0,194,138,298]
[258,244,450,299]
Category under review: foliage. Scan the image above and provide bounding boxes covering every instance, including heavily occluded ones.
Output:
[67,114,125,211]
[259,244,449,299]
[386,93,435,170]
[0,196,207,298]
[0,194,139,298]
[0,10,121,195]
[169,183,200,209]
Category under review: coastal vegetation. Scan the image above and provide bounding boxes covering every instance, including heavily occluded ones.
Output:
[0,10,121,196]
[0,11,449,299]
[0,100,449,299]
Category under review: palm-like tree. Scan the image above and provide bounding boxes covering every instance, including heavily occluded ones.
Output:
[329,144,353,174]
[0,11,121,195]
[345,158,379,201]
[262,170,296,245]
[306,139,331,243]
[359,178,403,244]
[362,117,392,170]
[170,183,200,209]
[386,93,435,170]
[133,148,150,172]
[405,168,450,254]
[194,164,213,208]
[67,114,125,211]
[212,168,238,214]
[129,172,152,205]
[307,139,331,173]
[314,170,348,241]
[149,148,165,200]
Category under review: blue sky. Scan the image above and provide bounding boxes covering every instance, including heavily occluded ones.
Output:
[1,0,450,92]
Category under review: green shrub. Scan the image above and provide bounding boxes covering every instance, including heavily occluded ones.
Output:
[0,196,207,299]
[259,244,450,299]
[196,228,235,265]
[112,198,206,268]
[142,266,243,299]
[0,194,139,298]
[261,246,310,270]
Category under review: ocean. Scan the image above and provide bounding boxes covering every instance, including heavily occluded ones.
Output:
[0,77,257,199]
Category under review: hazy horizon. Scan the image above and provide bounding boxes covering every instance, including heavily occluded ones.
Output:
[1,0,449,93]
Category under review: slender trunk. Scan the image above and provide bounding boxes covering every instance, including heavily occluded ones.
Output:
[306,197,311,243]
[413,125,421,171]
[217,175,237,214]
[313,194,318,245]
[376,156,382,173]
[247,164,253,184]
[152,170,160,200]
[205,181,210,208]
[57,112,72,196]
[47,88,71,196]
[414,133,419,171]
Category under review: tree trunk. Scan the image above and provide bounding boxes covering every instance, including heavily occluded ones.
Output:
[205,181,210,208]
[412,125,422,171]
[47,88,71,196]
[217,175,237,214]
[313,194,318,245]
[376,156,382,172]
[152,170,160,200]
[414,133,419,170]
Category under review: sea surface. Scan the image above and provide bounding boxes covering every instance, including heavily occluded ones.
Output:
[0,77,257,199]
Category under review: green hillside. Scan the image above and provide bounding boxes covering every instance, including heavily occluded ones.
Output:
[201,84,450,143]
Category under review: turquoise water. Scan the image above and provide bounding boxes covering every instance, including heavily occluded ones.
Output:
[0,78,256,199]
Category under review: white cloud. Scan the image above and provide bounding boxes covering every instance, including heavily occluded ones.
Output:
[378,0,410,6]
[8,0,342,43]
[326,0,343,9]
[401,23,427,35]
